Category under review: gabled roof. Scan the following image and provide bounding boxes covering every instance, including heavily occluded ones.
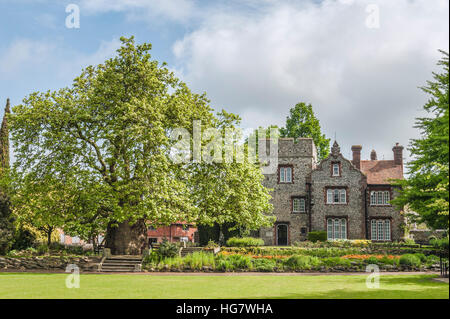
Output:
[360,160,403,184]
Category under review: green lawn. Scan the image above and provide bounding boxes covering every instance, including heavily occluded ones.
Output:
[0,273,447,299]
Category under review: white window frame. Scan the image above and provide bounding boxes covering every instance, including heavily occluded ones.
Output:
[327,218,347,240]
[332,163,340,176]
[370,190,391,206]
[371,219,391,241]
[279,166,292,183]
[292,198,305,213]
[327,188,347,204]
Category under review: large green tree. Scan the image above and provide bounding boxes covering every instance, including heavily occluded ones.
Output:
[9,37,273,254]
[0,99,14,255]
[280,102,330,161]
[392,51,449,231]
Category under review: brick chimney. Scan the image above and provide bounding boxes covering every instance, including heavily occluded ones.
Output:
[392,143,404,166]
[351,145,362,169]
[370,149,377,161]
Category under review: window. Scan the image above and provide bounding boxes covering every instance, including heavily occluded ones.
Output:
[370,191,391,206]
[371,219,391,241]
[327,218,347,240]
[332,163,340,176]
[60,233,65,244]
[301,227,307,235]
[72,236,80,244]
[279,166,292,183]
[292,197,306,213]
[326,188,347,204]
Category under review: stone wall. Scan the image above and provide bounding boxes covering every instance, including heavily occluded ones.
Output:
[0,256,102,272]
[261,138,317,245]
[409,229,447,244]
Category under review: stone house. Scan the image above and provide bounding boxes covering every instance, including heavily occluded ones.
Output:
[260,138,405,245]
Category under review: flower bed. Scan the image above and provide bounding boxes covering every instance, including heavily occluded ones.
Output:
[142,250,443,273]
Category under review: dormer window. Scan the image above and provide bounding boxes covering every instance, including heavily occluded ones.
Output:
[332,163,340,176]
[279,165,293,183]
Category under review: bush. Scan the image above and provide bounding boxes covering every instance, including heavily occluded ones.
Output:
[157,240,179,258]
[226,237,264,247]
[226,254,253,270]
[37,244,49,255]
[184,252,215,270]
[414,253,427,263]
[284,255,320,270]
[403,238,416,245]
[307,231,327,242]
[321,257,351,268]
[430,238,449,251]
[252,258,277,272]
[206,240,219,248]
[11,228,36,251]
[399,254,421,267]
[65,245,84,255]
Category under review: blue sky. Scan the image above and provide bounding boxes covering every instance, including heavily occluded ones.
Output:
[0,0,449,163]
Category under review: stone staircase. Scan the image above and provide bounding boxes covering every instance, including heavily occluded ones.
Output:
[100,255,143,273]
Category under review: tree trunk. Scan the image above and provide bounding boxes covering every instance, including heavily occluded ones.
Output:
[105,219,147,255]
[47,230,52,246]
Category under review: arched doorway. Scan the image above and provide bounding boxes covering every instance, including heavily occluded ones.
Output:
[276,224,288,246]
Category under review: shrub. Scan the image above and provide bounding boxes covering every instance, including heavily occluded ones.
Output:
[65,245,84,255]
[216,259,234,272]
[184,252,215,270]
[157,240,179,258]
[307,231,327,242]
[37,244,49,255]
[226,237,264,247]
[403,238,416,245]
[430,238,449,251]
[11,228,36,251]
[366,256,380,265]
[351,240,371,247]
[399,254,421,267]
[321,257,351,268]
[252,258,276,272]
[49,242,65,252]
[226,254,253,270]
[206,240,219,248]
[284,255,320,270]
[414,253,427,263]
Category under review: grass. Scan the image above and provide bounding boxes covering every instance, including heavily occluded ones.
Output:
[0,273,448,299]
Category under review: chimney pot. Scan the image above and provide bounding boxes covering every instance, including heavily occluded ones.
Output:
[370,149,377,161]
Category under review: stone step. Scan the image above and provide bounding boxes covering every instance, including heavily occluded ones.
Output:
[104,259,142,264]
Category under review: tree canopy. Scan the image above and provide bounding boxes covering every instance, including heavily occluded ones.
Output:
[280,102,330,160]
[8,36,274,254]
[391,50,449,231]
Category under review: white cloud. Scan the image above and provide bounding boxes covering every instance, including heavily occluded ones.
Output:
[172,0,449,162]
[78,0,196,23]
[0,37,122,92]
[0,39,55,75]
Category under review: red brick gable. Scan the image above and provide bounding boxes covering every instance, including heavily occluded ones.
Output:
[360,160,403,184]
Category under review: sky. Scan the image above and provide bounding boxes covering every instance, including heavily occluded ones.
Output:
[0,0,448,164]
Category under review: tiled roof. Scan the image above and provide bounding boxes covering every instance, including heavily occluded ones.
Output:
[360,160,403,184]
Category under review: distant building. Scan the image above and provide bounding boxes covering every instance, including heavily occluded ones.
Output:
[147,222,197,245]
